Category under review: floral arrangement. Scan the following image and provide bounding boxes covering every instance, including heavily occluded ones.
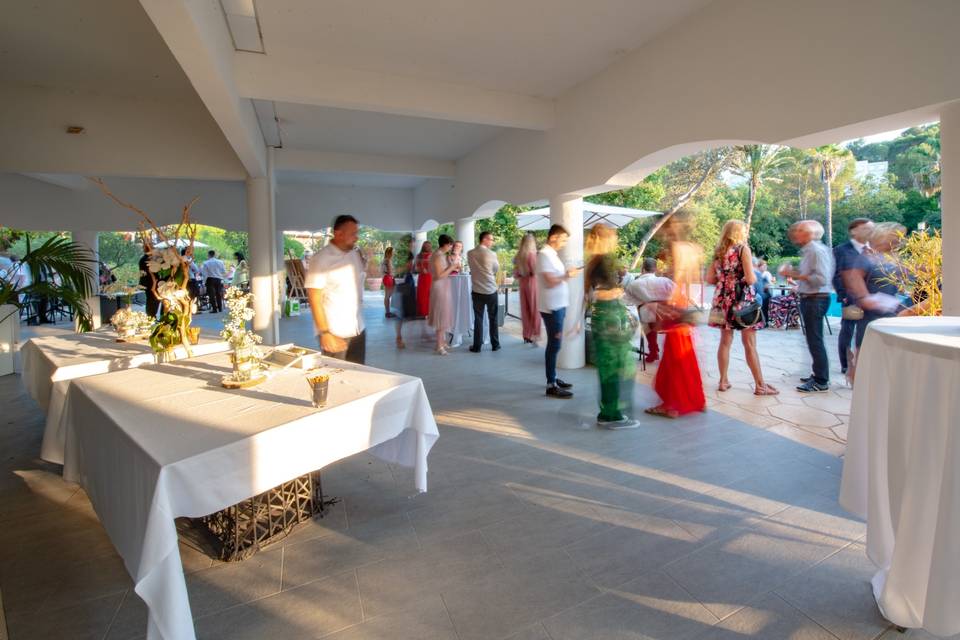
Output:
[221,286,261,348]
[221,286,262,382]
[110,308,153,336]
[90,178,199,356]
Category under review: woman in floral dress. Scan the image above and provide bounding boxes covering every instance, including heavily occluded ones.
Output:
[706,220,778,396]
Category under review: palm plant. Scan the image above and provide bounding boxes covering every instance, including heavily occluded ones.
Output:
[0,234,97,331]
[729,145,791,235]
[808,144,855,246]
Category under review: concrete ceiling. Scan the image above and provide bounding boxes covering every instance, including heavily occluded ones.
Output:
[0,0,195,96]
[268,102,503,160]
[255,0,713,98]
[276,170,426,189]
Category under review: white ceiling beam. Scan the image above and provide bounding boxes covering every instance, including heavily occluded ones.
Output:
[276,149,455,179]
[138,0,267,177]
[233,52,556,131]
[21,173,91,190]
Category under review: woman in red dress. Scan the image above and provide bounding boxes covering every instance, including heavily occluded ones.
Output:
[414,240,432,318]
[513,232,541,344]
[646,220,707,418]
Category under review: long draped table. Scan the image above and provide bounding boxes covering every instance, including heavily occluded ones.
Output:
[21,330,229,464]
[449,274,491,347]
[839,316,960,637]
[56,351,438,640]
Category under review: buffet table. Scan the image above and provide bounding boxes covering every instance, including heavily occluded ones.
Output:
[839,316,960,637]
[22,330,228,464]
[57,351,438,640]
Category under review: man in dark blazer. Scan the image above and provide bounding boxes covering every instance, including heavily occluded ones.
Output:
[833,218,874,373]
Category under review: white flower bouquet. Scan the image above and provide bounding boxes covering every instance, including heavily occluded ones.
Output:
[221,286,263,382]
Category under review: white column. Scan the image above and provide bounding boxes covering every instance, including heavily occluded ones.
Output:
[942,101,960,316]
[276,229,287,310]
[551,194,585,369]
[414,230,428,254]
[455,219,476,254]
[247,148,280,344]
[71,230,101,330]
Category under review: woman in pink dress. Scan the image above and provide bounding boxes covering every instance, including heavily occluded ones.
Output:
[428,234,460,355]
[513,232,541,344]
[415,241,432,317]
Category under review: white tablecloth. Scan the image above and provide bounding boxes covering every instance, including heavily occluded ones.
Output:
[22,330,228,465]
[839,316,960,637]
[449,274,490,347]
[58,351,438,640]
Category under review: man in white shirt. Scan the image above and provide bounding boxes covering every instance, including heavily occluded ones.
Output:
[623,258,675,363]
[466,231,500,352]
[306,214,366,364]
[536,224,580,399]
[200,250,227,313]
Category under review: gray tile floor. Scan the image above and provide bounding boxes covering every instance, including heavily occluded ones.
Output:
[0,296,952,639]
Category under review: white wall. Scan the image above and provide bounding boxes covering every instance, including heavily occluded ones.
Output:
[0,173,246,231]
[0,173,417,233]
[0,85,245,180]
[454,0,960,215]
[277,183,415,232]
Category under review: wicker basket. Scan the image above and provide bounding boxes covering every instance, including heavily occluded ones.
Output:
[196,470,328,561]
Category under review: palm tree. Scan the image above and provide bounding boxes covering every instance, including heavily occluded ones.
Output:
[809,144,854,246]
[0,234,97,330]
[729,145,790,234]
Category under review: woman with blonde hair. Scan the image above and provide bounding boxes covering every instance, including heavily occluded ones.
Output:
[513,232,542,344]
[844,221,910,347]
[584,224,637,428]
[706,219,778,395]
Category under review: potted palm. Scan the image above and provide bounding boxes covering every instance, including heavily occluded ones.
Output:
[0,234,97,375]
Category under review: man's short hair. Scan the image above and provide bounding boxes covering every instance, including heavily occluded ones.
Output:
[478,231,493,243]
[848,217,872,231]
[547,224,569,239]
[333,214,358,231]
[642,257,657,273]
[208,250,216,258]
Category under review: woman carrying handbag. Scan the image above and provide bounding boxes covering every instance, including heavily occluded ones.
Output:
[706,220,778,396]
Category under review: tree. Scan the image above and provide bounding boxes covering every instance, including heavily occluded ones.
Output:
[629,147,732,267]
[98,232,142,270]
[728,145,790,234]
[808,144,855,246]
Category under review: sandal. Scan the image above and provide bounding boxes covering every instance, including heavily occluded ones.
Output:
[754,383,779,396]
[396,338,406,350]
[645,405,679,419]
[718,382,732,392]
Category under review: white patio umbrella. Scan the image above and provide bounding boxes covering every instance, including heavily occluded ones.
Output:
[515,203,661,230]
[152,238,209,250]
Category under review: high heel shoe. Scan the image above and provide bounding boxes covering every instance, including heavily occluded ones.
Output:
[434,346,449,356]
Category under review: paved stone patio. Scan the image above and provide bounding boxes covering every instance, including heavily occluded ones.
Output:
[0,295,954,639]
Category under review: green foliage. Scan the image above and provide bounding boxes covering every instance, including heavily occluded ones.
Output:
[476,205,526,250]
[0,234,98,331]
[899,190,941,230]
[283,236,305,258]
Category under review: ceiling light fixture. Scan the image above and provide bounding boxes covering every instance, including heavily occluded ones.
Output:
[66,126,85,135]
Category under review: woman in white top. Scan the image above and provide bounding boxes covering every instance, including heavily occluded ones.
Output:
[232,252,249,289]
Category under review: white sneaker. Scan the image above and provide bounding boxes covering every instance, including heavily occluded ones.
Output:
[598,416,640,430]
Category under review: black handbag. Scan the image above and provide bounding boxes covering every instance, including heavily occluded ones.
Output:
[730,280,762,329]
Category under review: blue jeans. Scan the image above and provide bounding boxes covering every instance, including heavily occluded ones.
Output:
[540,308,566,385]
[800,295,830,385]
